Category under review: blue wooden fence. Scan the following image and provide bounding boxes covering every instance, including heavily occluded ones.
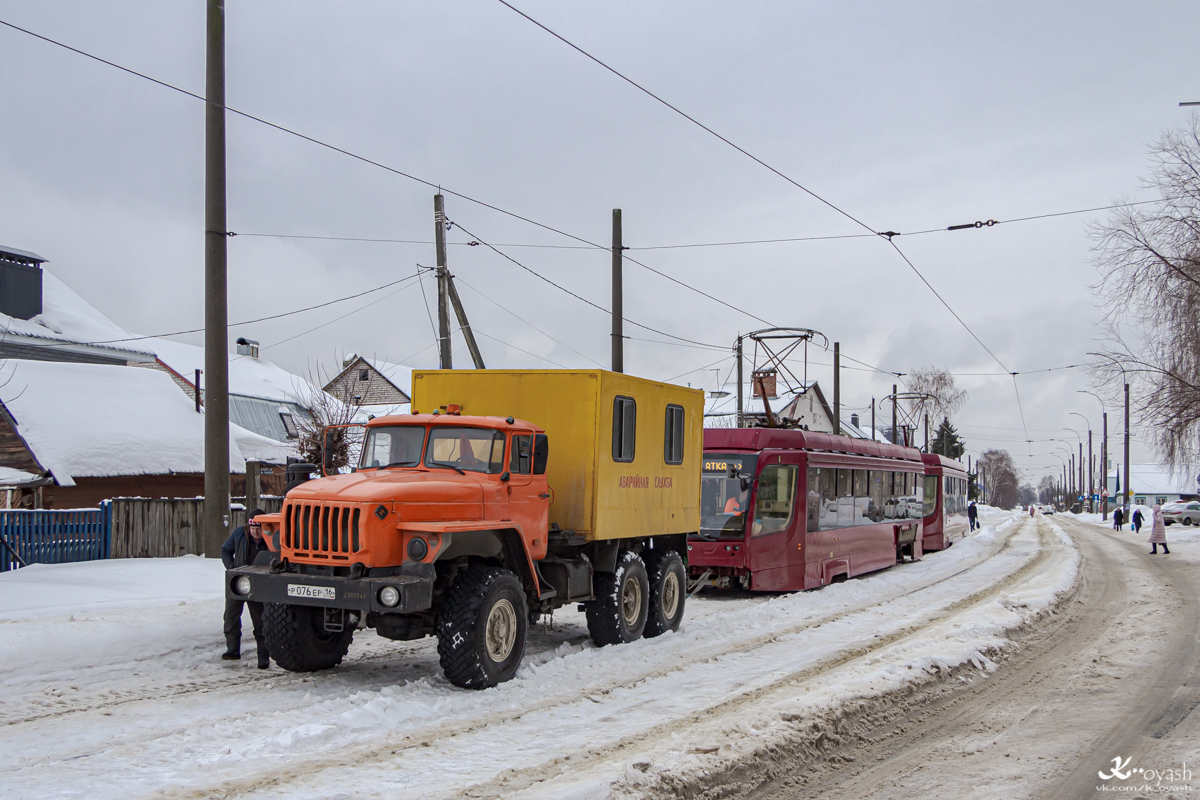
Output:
[0,504,111,572]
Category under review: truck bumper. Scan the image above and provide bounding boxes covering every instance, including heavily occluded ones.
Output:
[225,565,434,614]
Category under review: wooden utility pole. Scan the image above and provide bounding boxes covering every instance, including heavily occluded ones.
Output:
[891,383,898,445]
[446,276,485,369]
[434,194,452,369]
[871,398,875,442]
[611,209,623,373]
[832,342,840,436]
[1123,383,1131,510]
[735,335,744,428]
[203,0,231,559]
[244,461,260,518]
[924,413,929,453]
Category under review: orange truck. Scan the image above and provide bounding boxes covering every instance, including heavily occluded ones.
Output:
[227,369,702,688]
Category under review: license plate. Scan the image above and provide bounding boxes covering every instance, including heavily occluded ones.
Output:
[287,584,336,600]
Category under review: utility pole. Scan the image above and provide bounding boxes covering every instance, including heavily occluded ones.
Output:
[924,413,929,453]
[203,0,230,559]
[871,398,875,441]
[891,384,898,445]
[1078,442,1084,506]
[1123,383,1131,511]
[611,209,623,374]
[1087,429,1093,512]
[446,276,485,369]
[1101,411,1108,521]
[735,335,743,428]
[434,194,452,369]
[832,342,840,435]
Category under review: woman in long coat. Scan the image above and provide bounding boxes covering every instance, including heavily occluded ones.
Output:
[1148,504,1170,555]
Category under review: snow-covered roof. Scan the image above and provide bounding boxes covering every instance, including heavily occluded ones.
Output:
[0,361,251,485]
[1107,464,1199,496]
[147,338,316,405]
[0,269,154,358]
[705,380,832,421]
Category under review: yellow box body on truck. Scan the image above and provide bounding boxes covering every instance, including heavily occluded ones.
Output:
[411,369,702,542]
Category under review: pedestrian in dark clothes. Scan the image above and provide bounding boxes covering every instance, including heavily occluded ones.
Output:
[1132,508,1144,534]
[968,501,979,532]
[221,508,271,668]
[1113,507,1124,531]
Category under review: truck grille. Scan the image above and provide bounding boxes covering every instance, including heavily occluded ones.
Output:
[284,503,361,559]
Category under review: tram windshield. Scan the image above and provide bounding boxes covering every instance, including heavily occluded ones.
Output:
[699,454,758,539]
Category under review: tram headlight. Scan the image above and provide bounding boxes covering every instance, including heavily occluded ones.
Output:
[379,585,401,608]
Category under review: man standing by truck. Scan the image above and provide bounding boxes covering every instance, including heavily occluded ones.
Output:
[221,509,271,668]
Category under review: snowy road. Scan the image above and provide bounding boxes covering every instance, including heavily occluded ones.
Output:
[0,508,1086,799]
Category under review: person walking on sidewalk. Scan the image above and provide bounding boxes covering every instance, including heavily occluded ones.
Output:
[1132,507,1144,534]
[221,508,271,668]
[1148,504,1170,555]
[968,500,979,532]
[1113,506,1124,531]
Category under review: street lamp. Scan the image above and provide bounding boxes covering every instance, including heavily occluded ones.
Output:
[1078,390,1109,519]
[1069,412,1094,511]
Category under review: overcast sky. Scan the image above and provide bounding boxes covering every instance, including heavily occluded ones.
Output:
[2,1,1196,486]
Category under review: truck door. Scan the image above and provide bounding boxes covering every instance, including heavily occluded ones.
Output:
[747,453,803,590]
[506,432,549,540]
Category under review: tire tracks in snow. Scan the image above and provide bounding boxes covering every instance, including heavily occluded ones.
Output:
[158,516,1041,800]
[450,519,1062,799]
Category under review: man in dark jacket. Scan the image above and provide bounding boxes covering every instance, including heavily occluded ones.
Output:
[967,501,979,532]
[221,508,271,668]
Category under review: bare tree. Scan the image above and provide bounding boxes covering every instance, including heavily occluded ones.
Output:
[1093,116,1200,476]
[979,449,1019,508]
[294,365,365,471]
[904,366,968,446]
[1037,474,1057,505]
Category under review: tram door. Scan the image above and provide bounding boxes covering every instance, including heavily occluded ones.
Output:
[747,452,805,590]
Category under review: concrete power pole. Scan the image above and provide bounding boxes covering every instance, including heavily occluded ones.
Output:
[1101,411,1108,521]
[735,335,744,428]
[612,209,623,374]
[203,0,231,558]
[1123,383,1131,510]
[434,194,452,369]
[1087,429,1094,512]
[891,384,898,445]
[832,342,840,436]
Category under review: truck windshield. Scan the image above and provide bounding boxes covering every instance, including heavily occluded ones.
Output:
[426,427,506,474]
[360,425,427,469]
[699,454,758,539]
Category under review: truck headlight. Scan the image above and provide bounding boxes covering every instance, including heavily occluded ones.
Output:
[234,576,252,596]
[379,585,400,607]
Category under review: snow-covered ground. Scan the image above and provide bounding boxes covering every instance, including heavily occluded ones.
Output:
[0,506,1081,799]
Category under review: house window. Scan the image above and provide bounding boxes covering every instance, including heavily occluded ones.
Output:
[279,411,298,438]
[612,396,636,462]
[664,404,684,465]
[359,369,370,381]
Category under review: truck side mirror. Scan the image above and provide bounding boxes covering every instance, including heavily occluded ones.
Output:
[500,471,510,482]
[533,434,549,475]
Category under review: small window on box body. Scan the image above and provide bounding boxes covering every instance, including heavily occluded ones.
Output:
[612,396,636,462]
[664,404,685,464]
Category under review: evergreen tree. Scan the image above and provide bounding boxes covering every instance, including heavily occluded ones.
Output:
[931,417,966,459]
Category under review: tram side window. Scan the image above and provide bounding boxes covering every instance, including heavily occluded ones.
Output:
[923,475,938,518]
[869,470,888,522]
[753,464,797,536]
[810,466,838,530]
[836,468,854,528]
[852,469,870,525]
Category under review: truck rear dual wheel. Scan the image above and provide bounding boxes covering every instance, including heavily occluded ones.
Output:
[263,602,355,672]
[437,565,528,690]
[644,550,686,638]
[586,551,649,646]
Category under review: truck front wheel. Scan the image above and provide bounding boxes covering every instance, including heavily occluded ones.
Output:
[437,565,528,689]
[586,550,649,646]
[263,603,355,672]
[644,550,686,638]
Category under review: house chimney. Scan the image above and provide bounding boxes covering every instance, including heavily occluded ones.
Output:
[236,337,260,359]
[0,246,46,321]
[851,413,860,429]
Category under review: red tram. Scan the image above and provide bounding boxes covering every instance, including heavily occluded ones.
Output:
[688,428,927,592]
[919,453,970,552]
